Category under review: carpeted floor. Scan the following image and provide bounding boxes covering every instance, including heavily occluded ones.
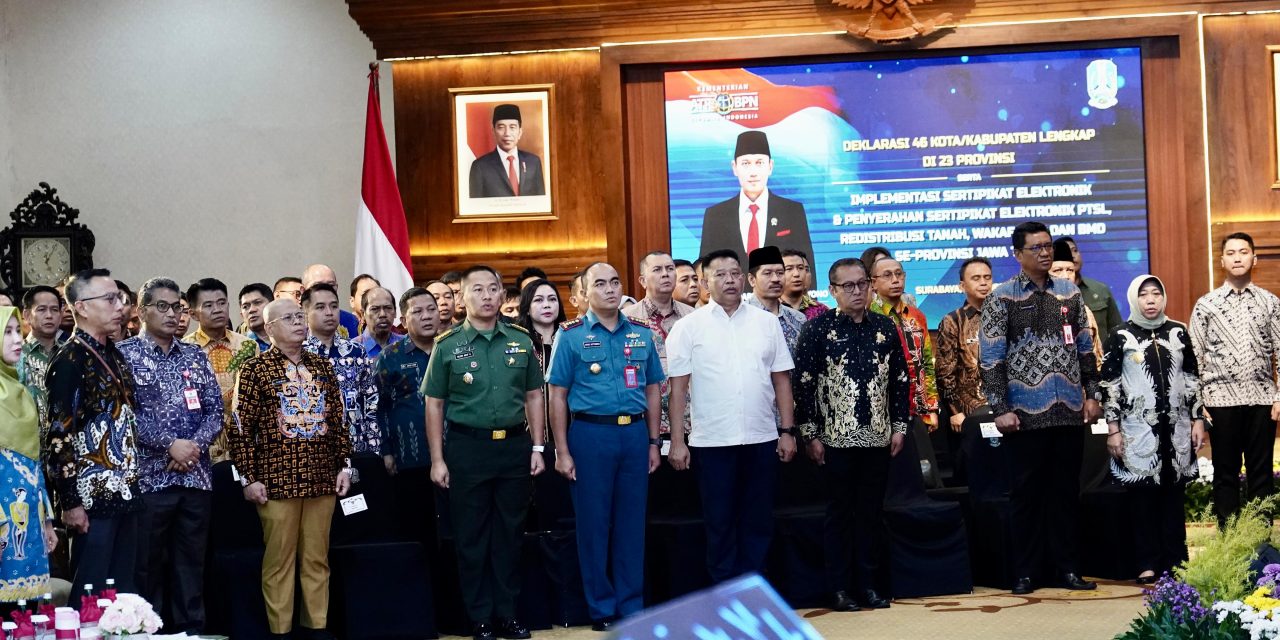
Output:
[441,578,1147,639]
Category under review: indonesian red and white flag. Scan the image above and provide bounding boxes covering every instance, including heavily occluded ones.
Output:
[354,63,414,299]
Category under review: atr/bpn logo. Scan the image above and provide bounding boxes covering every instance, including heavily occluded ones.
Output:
[689,88,760,121]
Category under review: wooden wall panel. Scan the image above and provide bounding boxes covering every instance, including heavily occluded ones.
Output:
[349,0,1274,58]
[1204,13,1280,286]
[392,51,608,290]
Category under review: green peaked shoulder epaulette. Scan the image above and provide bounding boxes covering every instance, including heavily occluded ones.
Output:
[560,317,584,331]
[507,322,530,334]
[434,326,457,343]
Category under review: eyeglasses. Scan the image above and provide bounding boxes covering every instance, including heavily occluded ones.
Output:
[79,291,128,306]
[831,280,871,294]
[145,301,184,315]
[267,312,306,326]
[873,270,906,281]
[1021,243,1054,254]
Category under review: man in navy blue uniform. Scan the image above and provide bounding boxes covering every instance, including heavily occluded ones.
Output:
[547,261,664,632]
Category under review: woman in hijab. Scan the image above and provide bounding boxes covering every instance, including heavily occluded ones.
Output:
[0,306,57,600]
[1100,276,1205,584]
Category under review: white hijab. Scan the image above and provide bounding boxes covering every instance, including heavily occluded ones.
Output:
[1126,274,1167,331]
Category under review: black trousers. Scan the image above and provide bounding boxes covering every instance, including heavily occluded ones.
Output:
[691,441,778,583]
[1129,482,1188,577]
[444,432,531,624]
[70,509,144,602]
[140,487,211,633]
[392,466,439,554]
[1207,405,1275,527]
[1006,426,1083,580]
[821,446,890,594]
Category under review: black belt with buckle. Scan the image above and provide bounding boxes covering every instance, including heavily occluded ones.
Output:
[449,422,528,440]
[573,412,645,426]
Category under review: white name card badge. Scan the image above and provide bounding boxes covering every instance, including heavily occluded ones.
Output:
[661,440,672,457]
[340,494,368,516]
[1090,419,1110,435]
[979,422,1002,439]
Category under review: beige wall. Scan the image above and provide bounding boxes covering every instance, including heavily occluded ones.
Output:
[0,0,393,320]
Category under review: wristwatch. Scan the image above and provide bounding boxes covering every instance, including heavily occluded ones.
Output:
[648,438,662,447]
[778,427,799,438]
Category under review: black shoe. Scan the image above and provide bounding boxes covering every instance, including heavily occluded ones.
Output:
[859,589,891,609]
[473,622,496,640]
[832,590,861,612]
[591,618,616,632]
[1136,573,1158,585]
[496,618,532,639]
[1011,577,1034,595]
[301,628,336,640]
[1063,573,1097,590]
[269,634,292,640]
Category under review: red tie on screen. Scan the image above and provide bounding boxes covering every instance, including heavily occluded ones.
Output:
[507,156,520,196]
[746,203,761,253]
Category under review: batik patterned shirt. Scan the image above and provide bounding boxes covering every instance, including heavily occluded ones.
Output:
[936,303,985,415]
[229,349,350,500]
[18,337,56,444]
[303,335,381,454]
[184,327,259,463]
[786,294,830,322]
[793,310,911,448]
[118,332,224,493]
[44,329,142,515]
[375,339,432,470]
[624,297,695,435]
[871,296,939,420]
[744,294,807,356]
[980,272,1100,430]
[1189,283,1280,408]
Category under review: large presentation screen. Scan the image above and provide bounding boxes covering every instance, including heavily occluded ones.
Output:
[665,46,1149,320]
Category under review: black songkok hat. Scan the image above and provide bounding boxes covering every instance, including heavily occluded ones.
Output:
[748,246,784,271]
[734,131,771,158]
[1052,238,1074,263]
[492,104,522,124]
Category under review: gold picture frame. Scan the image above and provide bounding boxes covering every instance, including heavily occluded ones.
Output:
[449,84,557,222]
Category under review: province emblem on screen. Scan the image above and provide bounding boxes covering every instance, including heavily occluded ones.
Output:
[1087,59,1119,109]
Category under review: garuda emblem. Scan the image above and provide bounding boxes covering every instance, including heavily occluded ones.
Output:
[834,0,953,42]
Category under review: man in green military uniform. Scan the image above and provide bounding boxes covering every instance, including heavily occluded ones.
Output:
[1057,236,1122,338]
[423,265,546,640]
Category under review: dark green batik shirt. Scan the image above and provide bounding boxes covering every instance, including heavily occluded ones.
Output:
[421,319,542,429]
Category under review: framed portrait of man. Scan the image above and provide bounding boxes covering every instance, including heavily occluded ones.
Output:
[450,84,555,220]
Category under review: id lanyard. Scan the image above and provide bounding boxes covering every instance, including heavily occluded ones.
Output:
[73,335,130,399]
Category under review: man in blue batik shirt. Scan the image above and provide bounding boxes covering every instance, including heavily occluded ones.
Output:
[375,287,440,552]
[301,283,381,456]
[980,221,1101,597]
[118,277,223,634]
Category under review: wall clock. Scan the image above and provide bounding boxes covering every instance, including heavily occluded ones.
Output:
[0,183,95,299]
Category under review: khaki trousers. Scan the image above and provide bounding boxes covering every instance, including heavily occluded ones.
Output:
[257,496,336,634]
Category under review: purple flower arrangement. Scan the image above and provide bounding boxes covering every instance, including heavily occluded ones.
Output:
[1146,574,1211,625]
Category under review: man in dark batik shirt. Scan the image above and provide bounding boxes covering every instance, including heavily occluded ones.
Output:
[44,269,144,601]
[793,257,910,614]
[230,298,352,640]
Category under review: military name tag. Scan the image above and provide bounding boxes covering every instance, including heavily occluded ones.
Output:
[583,341,603,349]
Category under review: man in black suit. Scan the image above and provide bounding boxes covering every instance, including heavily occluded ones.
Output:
[698,131,813,266]
[468,103,546,198]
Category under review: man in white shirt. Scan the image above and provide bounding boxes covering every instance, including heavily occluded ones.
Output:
[667,248,799,583]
